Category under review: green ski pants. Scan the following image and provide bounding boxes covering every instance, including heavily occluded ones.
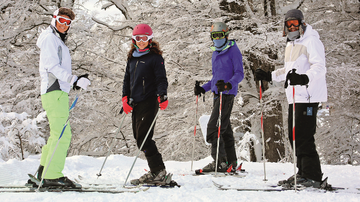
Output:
[40,90,72,179]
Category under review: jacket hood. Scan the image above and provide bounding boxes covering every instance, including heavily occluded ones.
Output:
[36,27,53,49]
[51,9,59,28]
[37,26,67,49]
[298,24,319,42]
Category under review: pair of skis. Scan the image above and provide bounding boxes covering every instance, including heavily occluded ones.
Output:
[0,181,149,194]
[0,185,148,194]
[212,179,360,194]
[0,173,150,194]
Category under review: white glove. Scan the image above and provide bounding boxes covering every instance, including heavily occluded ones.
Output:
[76,77,91,90]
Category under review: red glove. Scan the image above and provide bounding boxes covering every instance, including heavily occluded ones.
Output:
[158,95,168,110]
[122,96,133,114]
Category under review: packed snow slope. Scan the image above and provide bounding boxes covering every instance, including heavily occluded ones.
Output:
[0,155,359,202]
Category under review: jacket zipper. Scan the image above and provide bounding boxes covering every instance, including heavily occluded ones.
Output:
[131,60,140,97]
[142,77,145,95]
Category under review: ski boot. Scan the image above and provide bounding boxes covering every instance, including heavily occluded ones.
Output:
[131,169,172,186]
[195,160,228,174]
[278,174,301,187]
[26,165,44,187]
[42,176,82,189]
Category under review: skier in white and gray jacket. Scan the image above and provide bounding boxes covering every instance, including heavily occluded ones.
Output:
[255,9,327,188]
[32,7,90,188]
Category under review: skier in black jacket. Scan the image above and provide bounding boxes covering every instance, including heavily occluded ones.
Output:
[122,24,169,185]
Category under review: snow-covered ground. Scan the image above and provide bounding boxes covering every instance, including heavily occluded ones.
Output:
[1,155,359,202]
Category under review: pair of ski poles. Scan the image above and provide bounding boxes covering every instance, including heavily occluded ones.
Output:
[214,85,266,179]
[94,104,161,187]
[258,71,298,190]
[191,84,267,179]
[190,81,225,176]
[190,90,224,176]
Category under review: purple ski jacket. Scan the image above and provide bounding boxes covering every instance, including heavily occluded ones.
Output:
[202,40,244,96]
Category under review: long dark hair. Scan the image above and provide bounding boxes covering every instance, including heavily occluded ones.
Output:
[127,40,162,61]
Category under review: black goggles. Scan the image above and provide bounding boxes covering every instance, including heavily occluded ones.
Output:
[211,32,226,40]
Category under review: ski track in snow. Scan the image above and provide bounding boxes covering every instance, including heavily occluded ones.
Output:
[0,155,360,202]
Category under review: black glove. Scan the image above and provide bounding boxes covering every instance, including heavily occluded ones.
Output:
[158,94,168,103]
[194,81,205,96]
[73,74,89,90]
[284,69,309,88]
[216,80,232,92]
[255,68,272,82]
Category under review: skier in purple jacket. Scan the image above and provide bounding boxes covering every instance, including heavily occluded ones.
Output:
[195,22,244,173]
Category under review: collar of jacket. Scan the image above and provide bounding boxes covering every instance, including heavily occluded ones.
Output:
[210,40,234,52]
[50,25,68,43]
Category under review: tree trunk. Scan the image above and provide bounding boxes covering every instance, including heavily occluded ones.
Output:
[264,0,268,16]
[270,0,276,16]
[262,99,285,162]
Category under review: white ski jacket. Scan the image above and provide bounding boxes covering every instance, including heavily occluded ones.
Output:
[37,26,74,95]
[272,24,327,104]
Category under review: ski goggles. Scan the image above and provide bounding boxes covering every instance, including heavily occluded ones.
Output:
[54,15,72,26]
[211,31,227,40]
[285,20,300,28]
[132,35,153,42]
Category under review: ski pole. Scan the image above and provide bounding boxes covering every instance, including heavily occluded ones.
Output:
[191,95,199,171]
[292,82,297,191]
[214,92,223,177]
[259,80,267,181]
[97,108,126,178]
[37,91,81,191]
[123,109,160,187]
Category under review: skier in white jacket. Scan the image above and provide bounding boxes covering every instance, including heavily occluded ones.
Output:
[255,9,327,188]
[31,7,90,188]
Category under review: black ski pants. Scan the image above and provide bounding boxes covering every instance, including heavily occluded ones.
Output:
[132,96,165,173]
[206,94,237,165]
[288,102,322,182]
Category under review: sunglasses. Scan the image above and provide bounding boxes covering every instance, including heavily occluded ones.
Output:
[54,15,72,26]
[285,20,300,28]
[211,32,226,40]
[132,35,153,42]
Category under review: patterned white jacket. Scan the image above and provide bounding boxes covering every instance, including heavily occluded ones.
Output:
[37,26,74,95]
[272,24,327,104]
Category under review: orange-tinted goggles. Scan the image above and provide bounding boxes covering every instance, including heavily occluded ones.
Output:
[285,20,300,28]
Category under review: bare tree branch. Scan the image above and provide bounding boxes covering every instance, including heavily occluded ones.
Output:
[91,17,133,31]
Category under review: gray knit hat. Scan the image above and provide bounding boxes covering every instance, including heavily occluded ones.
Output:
[285,9,304,21]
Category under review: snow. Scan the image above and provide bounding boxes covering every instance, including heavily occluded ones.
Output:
[1,154,360,202]
[199,115,210,145]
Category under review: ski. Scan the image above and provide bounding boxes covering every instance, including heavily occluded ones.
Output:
[0,185,149,193]
[213,181,285,192]
[139,180,180,188]
[74,175,129,189]
[22,173,148,193]
[194,170,247,178]
[194,162,247,178]
[213,181,360,194]
[76,174,180,188]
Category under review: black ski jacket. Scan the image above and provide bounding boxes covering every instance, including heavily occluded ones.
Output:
[122,52,168,104]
